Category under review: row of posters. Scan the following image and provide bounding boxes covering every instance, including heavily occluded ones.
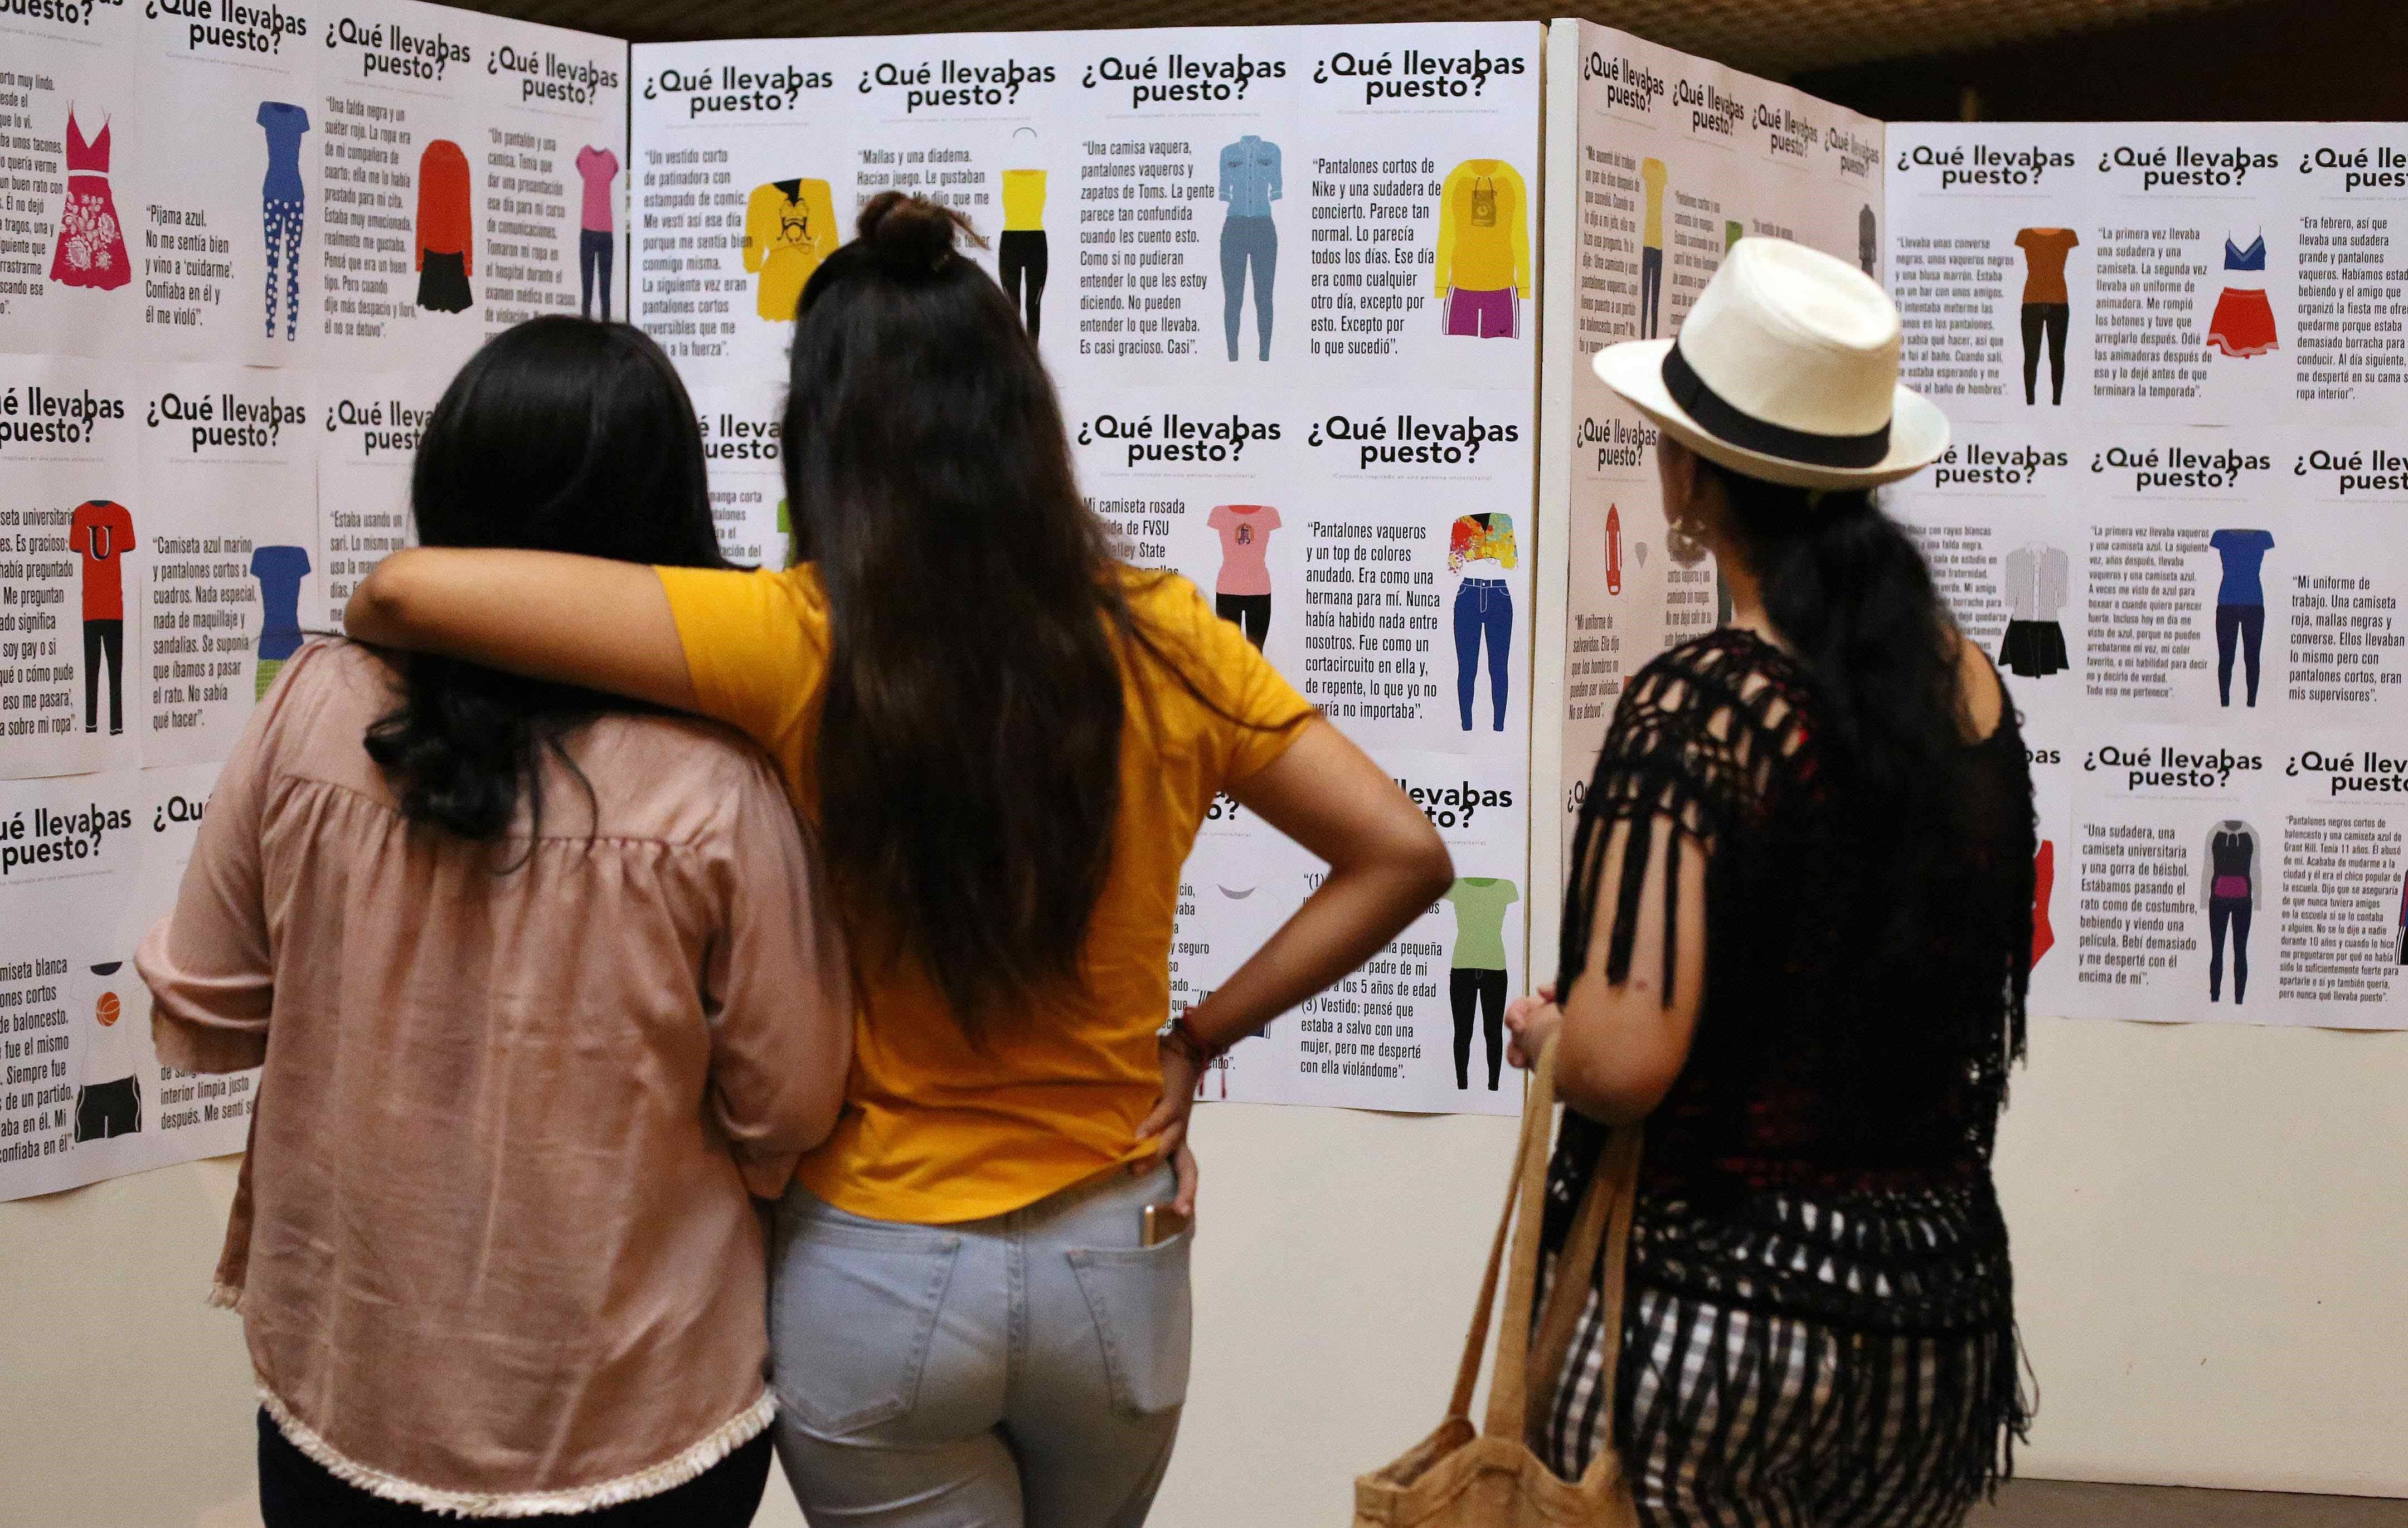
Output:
[1531,20,1888,973]
[0,0,625,1198]
[629,22,1548,1117]
[10,13,2404,1200]
[1883,123,2408,1028]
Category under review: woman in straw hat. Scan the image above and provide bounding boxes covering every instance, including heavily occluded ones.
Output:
[1504,238,2033,1526]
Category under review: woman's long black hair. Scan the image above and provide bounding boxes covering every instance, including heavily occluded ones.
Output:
[785,192,1180,1039]
[1706,459,2027,1067]
[364,318,727,847]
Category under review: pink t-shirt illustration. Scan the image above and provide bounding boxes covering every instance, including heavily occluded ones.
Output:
[1208,504,1280,596]
[576,147,619,234]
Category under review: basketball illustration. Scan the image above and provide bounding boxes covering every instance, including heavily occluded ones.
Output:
[95,992,120,1028]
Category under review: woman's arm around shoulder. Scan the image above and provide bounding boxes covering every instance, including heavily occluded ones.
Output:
[347,547,697,711]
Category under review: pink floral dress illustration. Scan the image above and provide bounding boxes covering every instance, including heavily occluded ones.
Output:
[50,110,130,291]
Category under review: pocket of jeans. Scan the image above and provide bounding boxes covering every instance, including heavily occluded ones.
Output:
[770,1218,961,1438]
[1066,1233,1193,1417]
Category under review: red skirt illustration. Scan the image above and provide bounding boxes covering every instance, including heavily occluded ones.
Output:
[50,111,130,291]
[2207,286,2278,358]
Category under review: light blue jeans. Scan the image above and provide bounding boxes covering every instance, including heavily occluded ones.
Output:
[769,1163,1191,1527]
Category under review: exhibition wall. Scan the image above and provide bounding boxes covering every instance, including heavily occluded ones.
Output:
[1,4,2403,1520]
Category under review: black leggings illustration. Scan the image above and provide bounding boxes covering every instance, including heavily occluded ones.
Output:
[2021,303,2069,405]
[999,231,1047,339]
[2208,898,2251,1004]
[1215,592,1270,649]
[2215,602,2264,707]
[84,619,123,734]
[1450,967,1506,1091]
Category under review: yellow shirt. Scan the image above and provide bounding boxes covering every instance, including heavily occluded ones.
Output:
[1640,158,1668,249]
[1434,158,1531,298]
[1001,169,1047,232]
[656,563,1310,1223]
[742,179,838,322]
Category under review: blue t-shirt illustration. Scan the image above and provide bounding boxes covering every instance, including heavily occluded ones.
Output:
[2209,528,2274,607]
[251,544,311,660]
[257,103,310,202]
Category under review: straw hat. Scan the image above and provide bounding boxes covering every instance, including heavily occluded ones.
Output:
[1593,237,1949,490]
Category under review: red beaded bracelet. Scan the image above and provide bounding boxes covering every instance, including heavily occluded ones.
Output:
[1161,1013,1223,1064]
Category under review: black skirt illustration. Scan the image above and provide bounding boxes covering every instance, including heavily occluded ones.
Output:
[1999,619,2069,678]
[417,250,472,313]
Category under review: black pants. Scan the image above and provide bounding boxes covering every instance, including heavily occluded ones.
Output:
[74,1076,140,1140]
[2021,302,2069,405]
[2208,897,2251,1004]
[1000,230,1047,339]
[2216,602,2265,707]
[1450,967,1506,1091]
[1215,592,1270,649]
[580,229,614,320]
[1640,247,1663,338]
[84,618,123,734]
[258,1410,773,1528]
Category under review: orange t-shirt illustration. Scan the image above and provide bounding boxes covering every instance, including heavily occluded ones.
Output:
[2014,228,2078,305]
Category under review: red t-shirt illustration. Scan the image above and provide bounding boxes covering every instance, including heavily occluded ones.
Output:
[69,500,136,621]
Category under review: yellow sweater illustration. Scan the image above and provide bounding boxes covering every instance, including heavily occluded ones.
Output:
[1002,169,1047,232]
[1640,158,1667,249]
[1434,159,1531,299]
[743,178,838,322]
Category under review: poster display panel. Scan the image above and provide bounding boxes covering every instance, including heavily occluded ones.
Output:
[1885,123,2408,1028]
[1533,20,1885,963]
[0,0,629,1198]
[632,23,1546,1112]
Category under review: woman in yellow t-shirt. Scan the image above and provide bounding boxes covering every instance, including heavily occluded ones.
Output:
[347,193,1453,1528]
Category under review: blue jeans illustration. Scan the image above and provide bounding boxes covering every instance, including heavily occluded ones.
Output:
[1221,215,1275,361]
[1454,577,1511,731]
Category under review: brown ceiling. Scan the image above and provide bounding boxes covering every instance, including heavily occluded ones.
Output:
[446,0,2251,78]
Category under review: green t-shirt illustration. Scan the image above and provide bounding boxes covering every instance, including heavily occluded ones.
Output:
[1444,877,1518,972]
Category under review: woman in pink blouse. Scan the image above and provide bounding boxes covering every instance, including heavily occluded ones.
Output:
[137,318,852,1526]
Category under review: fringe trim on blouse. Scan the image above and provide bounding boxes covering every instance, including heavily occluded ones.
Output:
[255,1386,778,1519]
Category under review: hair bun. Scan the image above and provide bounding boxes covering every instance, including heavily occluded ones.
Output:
[856,191,973,276]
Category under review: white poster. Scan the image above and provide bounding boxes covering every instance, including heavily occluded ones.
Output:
[0,353,141,778]
[127,0,324,366]
[314,367,435,627]
[1533,20,1886,963]
[632,23,1545,1113]
[0,0,629,1198]
[317,0,628,372]
[1885,123,2408,1028]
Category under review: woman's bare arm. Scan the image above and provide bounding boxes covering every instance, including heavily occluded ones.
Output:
[346,547,696,709]
[1506,815,1708,1124]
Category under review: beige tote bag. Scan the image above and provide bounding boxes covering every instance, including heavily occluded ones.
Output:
[1353,1042,1644,1527]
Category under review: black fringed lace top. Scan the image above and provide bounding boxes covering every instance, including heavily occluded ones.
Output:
[1541,629,2035,1474]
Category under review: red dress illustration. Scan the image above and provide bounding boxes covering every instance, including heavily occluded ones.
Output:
[50,110,130,290]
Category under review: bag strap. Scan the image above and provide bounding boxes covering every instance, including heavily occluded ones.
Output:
[1444,1040,1556,1424]
[1478,1038,1563,1441]
[1523,1123,1644,1454]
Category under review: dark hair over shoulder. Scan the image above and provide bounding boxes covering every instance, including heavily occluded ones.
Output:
[365,318,726,850]
[1706,461,2030,1064]
[788,192,1255,1038]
